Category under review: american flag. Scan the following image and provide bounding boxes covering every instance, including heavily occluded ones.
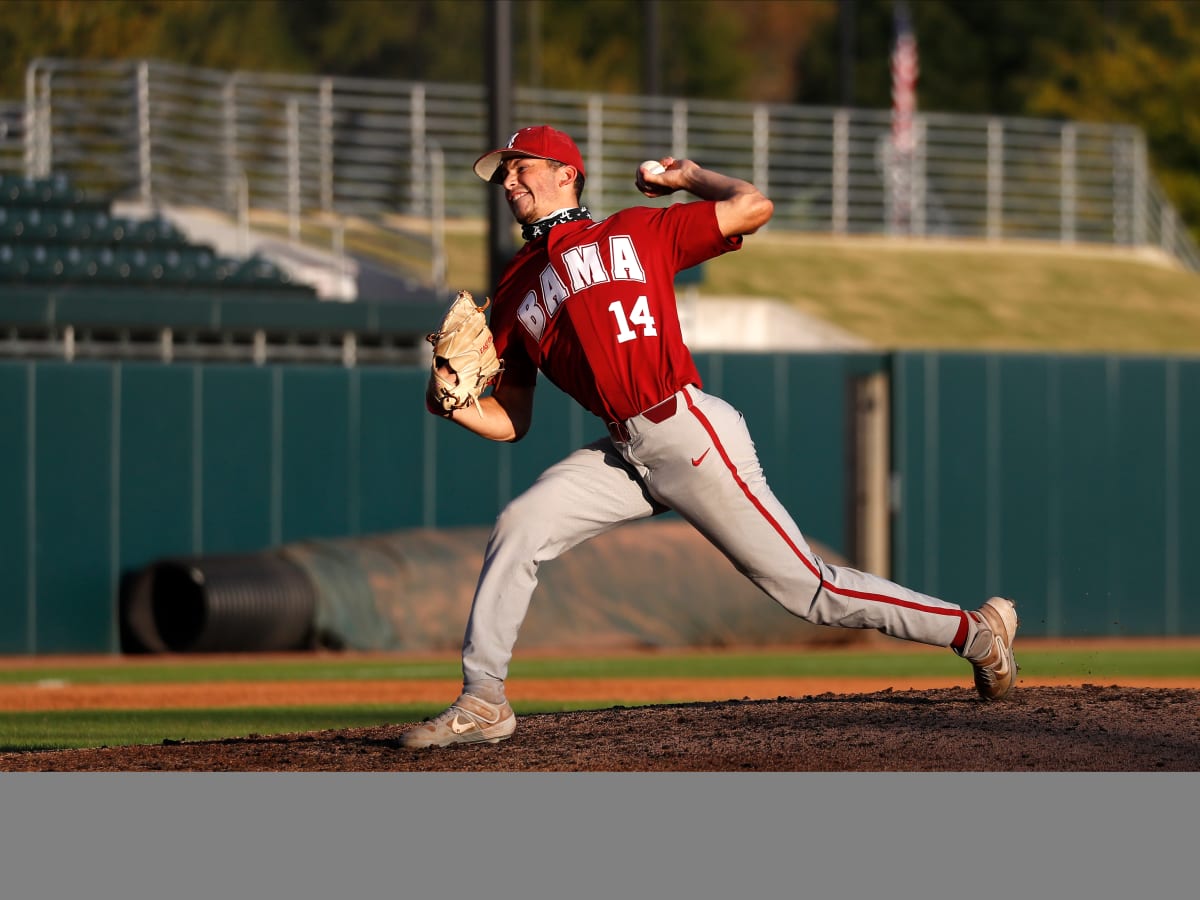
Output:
[891,2,919,154]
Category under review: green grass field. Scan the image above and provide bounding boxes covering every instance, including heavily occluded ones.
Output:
[2,643,1197,752]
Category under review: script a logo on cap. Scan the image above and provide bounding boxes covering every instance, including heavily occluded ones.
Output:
[505,131,522,149]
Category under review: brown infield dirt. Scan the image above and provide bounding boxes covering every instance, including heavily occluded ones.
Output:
[1,640,1199,772]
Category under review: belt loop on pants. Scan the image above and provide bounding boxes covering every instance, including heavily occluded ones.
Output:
[606,386,692,443]
[607,420,633,443]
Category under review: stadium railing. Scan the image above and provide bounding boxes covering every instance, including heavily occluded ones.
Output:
[9,57,1199,274]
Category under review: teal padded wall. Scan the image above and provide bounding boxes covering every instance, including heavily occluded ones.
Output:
[200,367,276,552]
[0,363,32,653]
[0,360,619,652]
[892,352,1200,638]
[4,349,1200,653]
[118,364,196,584]
[280,368,354,542]
[356,367,426,532]
[34,363,118,652]
[1178,360,1200,635]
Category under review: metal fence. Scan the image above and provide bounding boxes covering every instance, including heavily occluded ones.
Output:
[10,57,1200,273]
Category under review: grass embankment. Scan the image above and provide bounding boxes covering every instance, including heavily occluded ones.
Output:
[707,233,1200,354]
[280,209,1200,355]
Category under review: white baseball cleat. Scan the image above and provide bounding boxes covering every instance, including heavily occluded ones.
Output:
[967,597,1019,701]
[400,693,516,748]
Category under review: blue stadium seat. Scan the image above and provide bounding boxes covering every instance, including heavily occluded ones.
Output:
[130,216,189,247]
[26,244,67,281]
[229,254,294,287]
[59,244,98,281]
[88,246,132,283]
[0,175,40,204]
[0,173,86,207]
[14,207,62,241]
[53,208,95,242]
[0,241,27,277]
[0,207,21,239]
[0,172,314,295]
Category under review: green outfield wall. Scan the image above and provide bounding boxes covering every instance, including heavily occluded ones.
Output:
[1,351,1198,653]
[893,351,1200,638]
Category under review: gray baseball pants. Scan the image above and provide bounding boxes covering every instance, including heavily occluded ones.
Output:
[461,385,976,693]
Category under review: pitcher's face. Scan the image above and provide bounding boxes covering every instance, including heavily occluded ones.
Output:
[500,157,577,224]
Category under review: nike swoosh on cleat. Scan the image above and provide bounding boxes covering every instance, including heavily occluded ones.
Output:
[991,637,1010,676]
[691,449,710,467]
[450,715,478,734]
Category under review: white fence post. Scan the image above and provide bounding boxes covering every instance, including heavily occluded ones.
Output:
[410,84,426,216]
[237,170,249,256]
[1132,132,1148,248]
[136,61,152,206]
[319,77,334,214]
[671,99,688,161]
[912,115,927,237]
[986,117,1003,241]
[1060,123,1076,244]
[429,141,446,293]
[23,66,52,178]
[1112,131,1130,246]
[587,95,604,216]
[832,110,849,235]
[22,63,39,177]
[752,104,770,201]
[38,72,52,178]
[286,97,300,242]
[222,75,239,216]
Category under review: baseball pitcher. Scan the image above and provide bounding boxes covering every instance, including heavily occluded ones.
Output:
[403,125,1017,748]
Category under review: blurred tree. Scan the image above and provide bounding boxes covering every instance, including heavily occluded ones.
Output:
[151,1,310,72]
[513,0,752,99]
[696,0,834,103]
[0,0,762,97]
[1,0,1197,240]
[794,0,1100,114]
[280,0,487,83]
[0,0,309,92]
[658,0,754,99]
[1024,0,1200,243]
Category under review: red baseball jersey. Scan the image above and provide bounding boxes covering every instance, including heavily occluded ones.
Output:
[489,200,742,424]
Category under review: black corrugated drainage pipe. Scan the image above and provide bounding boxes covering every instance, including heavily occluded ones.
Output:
[121,552,318,653]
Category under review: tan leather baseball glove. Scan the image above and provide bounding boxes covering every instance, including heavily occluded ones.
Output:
[425,290,503,416]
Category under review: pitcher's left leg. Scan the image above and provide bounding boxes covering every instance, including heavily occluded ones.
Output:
[637,389,971,650]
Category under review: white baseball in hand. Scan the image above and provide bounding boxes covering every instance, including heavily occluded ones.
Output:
[640,160,666,176]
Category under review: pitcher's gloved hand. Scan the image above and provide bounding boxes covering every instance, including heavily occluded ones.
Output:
[425,290,504,416]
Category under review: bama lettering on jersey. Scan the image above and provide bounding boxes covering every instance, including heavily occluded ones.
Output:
[491,202,740,423]
[515,234,647,340]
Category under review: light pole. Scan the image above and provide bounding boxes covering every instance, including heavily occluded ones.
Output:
[486,0,516,293]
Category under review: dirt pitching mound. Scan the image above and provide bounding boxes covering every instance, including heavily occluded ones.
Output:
[4,685,1198,772]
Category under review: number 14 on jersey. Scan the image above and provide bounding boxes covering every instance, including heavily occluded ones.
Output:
[609,296,658,343]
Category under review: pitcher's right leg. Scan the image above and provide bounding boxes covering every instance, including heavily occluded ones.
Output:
[402,438,662,748]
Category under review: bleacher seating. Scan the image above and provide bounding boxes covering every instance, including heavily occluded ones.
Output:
[0,173,313,295]
[0,172,90,207]
[0,171,440,367]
